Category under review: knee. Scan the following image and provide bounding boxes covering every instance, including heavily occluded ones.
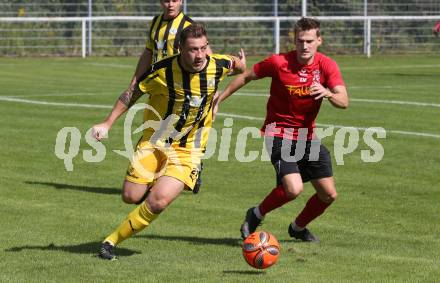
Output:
[146,198,169,214]
[121,191,139,204]
[319,191,337,203]
[284,184,303,200]
[122,188,147,204]
[329,191,338,202]
[122,182,148,204]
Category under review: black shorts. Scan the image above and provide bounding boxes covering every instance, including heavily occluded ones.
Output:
[267,136,333,185]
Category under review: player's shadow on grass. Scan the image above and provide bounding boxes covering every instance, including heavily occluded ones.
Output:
[137,234,241,247]
[4,241,140,257]
[25,181,120,195]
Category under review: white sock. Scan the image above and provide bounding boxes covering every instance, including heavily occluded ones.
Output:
[253,207,263,220]
[291,222,304,232]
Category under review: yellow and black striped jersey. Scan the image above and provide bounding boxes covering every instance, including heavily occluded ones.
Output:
[146,12,193,63]
[138,54,234,149]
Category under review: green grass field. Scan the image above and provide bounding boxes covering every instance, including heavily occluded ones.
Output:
[0,54,439,282]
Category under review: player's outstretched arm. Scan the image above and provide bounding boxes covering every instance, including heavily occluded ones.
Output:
[221,67,258,102]
[212,67,259,121]
[91,85,145,141]
[328,85,349,109]
[310,83,349,109]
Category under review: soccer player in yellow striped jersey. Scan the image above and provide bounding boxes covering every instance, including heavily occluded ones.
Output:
[147,4,192,63]
[92,23,246,260]
[129,1,212,90]
[127,0,211,194]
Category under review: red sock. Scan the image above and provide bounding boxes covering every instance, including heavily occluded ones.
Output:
[295,193,331,228]
[258,185,292,216]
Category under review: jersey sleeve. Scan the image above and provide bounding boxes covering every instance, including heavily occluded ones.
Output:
[138,66,158,94]
[145,15,159,50]
[253,55,277,79]
[139,75,154,94]
[211,54,234,78]
[322,57,345,89]
[183,20,193,29]
[138,56,175,94]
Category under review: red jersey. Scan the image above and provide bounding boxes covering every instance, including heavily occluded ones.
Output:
[253,51,345,140]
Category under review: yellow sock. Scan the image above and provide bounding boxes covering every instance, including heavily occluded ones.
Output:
[104,202,158,246]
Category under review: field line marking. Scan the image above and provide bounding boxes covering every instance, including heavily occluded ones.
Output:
[4,91,440,108]
[233,83,438,91]
[317,123,440,139]
[1,96,439,139]
[0,96,112,109]
[350,98,440,108]
[6,93,100,98]
[216,112,264,120]
[67,62,440,70]
[347,85,437,90]
[234,92,440,108]
[341,64,440,70]
[215,113,440,139]
[83,62,132,68]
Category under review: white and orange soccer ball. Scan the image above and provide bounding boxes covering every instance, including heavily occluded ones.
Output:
[242,231,280,269]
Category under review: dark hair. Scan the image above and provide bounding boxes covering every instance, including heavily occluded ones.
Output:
[179,22,207,46]
[294,17,321,37]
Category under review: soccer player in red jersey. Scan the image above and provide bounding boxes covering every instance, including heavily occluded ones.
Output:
[433,21,440,36]
[214,17,349,242]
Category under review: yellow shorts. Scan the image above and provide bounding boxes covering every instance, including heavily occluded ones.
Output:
[125,140,202,190]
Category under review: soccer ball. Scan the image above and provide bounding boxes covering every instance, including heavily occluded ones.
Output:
[242,231,280,269]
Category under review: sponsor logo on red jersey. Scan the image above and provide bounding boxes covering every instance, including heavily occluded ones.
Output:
[285,85,311,97]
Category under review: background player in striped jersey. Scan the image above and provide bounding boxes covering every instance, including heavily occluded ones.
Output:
[130,0,194,87]
[214,17,349,242]
[92,23,245,260]
[126,0,210,196]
